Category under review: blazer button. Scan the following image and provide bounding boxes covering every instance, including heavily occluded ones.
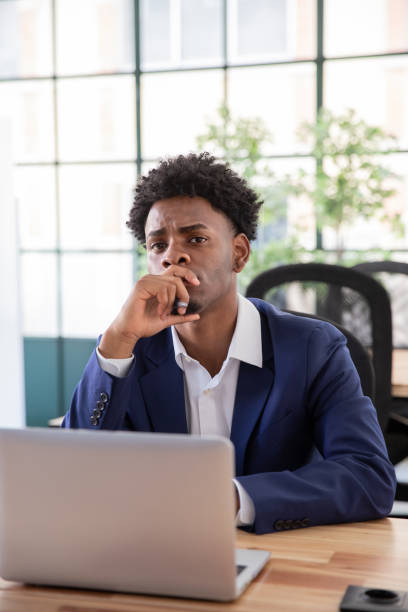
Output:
[90,416,99,426]
[93,408,102,419]
[274,520,284,531]
[284,520,293,530]
[100,392,109,403]
[301,518,310,528]
[96,400,105,411]
[293,519,303,529]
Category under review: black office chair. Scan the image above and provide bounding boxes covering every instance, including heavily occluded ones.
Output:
[246,263,393,433]
[353,261,408,497]
[353,261,408,351]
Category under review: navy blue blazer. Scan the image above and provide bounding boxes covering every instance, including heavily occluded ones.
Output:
[63,299,396,534]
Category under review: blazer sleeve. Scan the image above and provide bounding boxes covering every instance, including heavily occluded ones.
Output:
[61,347,150,431]
[236,323,397,534]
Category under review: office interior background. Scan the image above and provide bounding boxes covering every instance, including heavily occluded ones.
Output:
[0,0,408,426]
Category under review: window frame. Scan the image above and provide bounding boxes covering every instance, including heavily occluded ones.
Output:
[1,0,408,418]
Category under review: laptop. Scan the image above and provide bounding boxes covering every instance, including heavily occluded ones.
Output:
[0,427,270,601]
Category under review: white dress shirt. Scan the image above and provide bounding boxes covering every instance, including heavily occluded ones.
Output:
[96,294,262,526]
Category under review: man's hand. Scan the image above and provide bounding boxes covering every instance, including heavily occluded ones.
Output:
[99,266,200,358]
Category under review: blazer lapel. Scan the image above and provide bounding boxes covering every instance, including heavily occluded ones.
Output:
[138,305,275,459]
[139,330,188,434]
[230,310,275,476]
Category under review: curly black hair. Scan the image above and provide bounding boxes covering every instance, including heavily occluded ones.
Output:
[127,152,263,243]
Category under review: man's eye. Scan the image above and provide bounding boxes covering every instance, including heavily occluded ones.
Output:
[190,236,207,244]
[150,242,166,251]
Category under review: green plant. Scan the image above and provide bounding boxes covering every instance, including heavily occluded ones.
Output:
[295,108,402,261]
[196,106,303,287]
[196,106,403,290]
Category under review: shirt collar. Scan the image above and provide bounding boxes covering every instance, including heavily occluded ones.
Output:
[171,294,262,370]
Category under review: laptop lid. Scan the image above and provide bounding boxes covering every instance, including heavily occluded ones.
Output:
[0,428,241,600]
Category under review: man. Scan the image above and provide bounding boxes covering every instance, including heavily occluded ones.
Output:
[63,152,396,534]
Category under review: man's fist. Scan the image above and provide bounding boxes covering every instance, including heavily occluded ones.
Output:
[98,266,200,359]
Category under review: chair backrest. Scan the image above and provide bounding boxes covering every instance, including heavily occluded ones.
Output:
[285,310,375,401]
[246,263,392,431]
[353,261,408,349]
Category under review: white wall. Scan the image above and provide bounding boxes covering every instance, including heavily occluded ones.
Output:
[0,117,25,427]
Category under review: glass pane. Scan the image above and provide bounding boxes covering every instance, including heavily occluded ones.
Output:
[265,157,316,248]
[61,253,133,338]
[56,0,135,75]
[21,253,58,336]
[325,56,408,149]
[140,0,171,68]
[0,0,52,78]
[325,0,408,57]
[239,157,316,290]
[140,161,157,175]
[228,157,315,245]
[59,164,136,249]
[325,153,408,251]
[15,166,57,249]
[57,76,136,161]
[228,0,316,64]
[228,63,315,154]
[141,69,224,158]
[0,80,55,163]
[180,0,223,64]
[141,0,223,69]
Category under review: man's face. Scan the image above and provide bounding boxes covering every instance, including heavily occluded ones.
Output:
[144,196,247,315]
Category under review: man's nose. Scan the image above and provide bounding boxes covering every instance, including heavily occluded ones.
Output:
[161,244,191,268]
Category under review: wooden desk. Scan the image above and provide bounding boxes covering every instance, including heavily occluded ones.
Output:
[393,349,408,398]
[1,518,407,611]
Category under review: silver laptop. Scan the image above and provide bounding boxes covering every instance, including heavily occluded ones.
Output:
[0,427,270,601]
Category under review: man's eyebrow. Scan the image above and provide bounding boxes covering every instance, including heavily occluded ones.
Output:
[146,227,165,239]
[179,223,209,234]
[146,223,209,240]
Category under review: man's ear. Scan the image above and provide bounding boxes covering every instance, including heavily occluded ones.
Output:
[232,233,250,273]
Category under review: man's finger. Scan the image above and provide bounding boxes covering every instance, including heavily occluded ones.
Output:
[166,313,200,325]
[174,300,188,315]
[163,266,200,286]
[156,286,170,318]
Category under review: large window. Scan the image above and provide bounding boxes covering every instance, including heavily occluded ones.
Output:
[1,0,407,422]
